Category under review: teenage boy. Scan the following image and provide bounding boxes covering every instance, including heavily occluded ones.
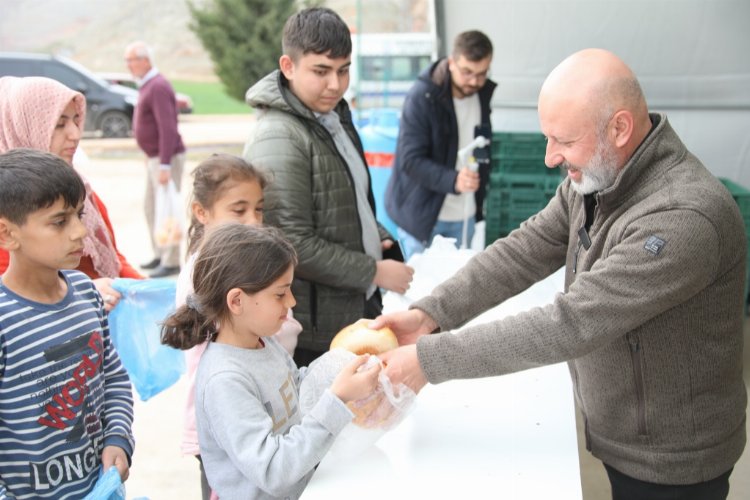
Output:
[244,7,414,366]
[0,149,135,499]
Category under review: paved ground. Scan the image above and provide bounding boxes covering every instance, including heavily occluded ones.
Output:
[78,115,750,499]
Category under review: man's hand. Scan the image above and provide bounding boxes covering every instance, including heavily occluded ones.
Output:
[380,345,428,393]
[101,445,130,482]
[158,169,171,185]
[455,166,480,193]
[374,260,414,295]
[381,239,394,251]
[370,309,436,345]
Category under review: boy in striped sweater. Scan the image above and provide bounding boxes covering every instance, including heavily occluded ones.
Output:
[0,149,135,499]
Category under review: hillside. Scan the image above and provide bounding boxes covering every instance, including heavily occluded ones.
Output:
[0,0,215,79]
[0,0,428,80]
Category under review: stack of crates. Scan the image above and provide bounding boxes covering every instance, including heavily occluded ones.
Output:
[718,178,750,304]
[485,132,561,244]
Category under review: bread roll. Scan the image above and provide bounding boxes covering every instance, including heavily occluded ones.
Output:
[347,391,391,428]
[330,319,398,355]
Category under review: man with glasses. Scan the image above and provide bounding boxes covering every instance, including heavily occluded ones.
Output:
[386,30,495,258]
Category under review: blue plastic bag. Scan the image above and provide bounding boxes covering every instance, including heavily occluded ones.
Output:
[109,278,185,401]
[83,466,126,500]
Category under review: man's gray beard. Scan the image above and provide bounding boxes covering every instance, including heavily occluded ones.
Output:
[567,139,620,195]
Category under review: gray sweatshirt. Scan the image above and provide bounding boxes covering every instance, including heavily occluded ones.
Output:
[195,337,353,499]
[414,114,747,485]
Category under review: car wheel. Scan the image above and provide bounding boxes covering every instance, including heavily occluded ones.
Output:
[98,111,131,138]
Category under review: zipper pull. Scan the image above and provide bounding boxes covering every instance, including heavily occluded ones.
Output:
[627,332,639,352]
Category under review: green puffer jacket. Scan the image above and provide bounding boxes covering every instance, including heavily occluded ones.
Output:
[244,70,391,353]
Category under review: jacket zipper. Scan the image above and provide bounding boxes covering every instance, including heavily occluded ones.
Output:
[310,282,317,336]
[573,240,583,274]
[627,332,648,435]
[571,364,592,451]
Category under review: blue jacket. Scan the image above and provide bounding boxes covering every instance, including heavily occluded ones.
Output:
[385,58,496,242]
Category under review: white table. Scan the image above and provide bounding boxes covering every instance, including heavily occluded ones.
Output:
[303,249,582,499]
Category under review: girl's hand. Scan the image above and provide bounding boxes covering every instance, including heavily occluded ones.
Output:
[330,354,381,403]
[94,277,122,312]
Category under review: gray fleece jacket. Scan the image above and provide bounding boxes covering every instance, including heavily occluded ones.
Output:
[414,114,747,485]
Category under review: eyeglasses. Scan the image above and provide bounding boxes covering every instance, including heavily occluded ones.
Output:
[457,66,490,82]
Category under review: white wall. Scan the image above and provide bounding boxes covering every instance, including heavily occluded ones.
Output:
[438,0,750,185]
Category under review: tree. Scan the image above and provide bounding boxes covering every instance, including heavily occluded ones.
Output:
[188,0,298,101]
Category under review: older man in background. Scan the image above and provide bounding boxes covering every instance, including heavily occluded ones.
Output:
[125,40,185,277]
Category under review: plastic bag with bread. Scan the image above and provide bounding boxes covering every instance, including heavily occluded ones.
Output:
[299,319,416,459]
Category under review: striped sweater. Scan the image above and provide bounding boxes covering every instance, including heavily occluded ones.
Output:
[0,270,134,499]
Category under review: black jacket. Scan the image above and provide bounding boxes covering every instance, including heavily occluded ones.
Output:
[385,59,496,242]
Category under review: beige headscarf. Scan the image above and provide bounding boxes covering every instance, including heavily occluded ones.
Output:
[0,76,121,278]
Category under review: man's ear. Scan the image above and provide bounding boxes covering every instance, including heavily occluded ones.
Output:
[0,219,19,251]
[447,56,455,73]
[611,109,635,148]
[279,54,295,80]
[226,288,244,316]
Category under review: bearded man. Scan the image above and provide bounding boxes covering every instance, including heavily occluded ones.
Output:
[375,48,747,500]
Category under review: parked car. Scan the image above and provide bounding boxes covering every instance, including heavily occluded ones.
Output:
[0,52,137,138]
[98,72,193,114]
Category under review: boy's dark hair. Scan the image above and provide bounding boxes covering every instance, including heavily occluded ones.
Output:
[453,30,493,62]
[282,7,352,61]
[0,148,86,225]
[161,223,298,350]
[187,154,268,255]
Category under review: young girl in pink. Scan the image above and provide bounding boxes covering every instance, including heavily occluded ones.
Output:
[174,154,301,499]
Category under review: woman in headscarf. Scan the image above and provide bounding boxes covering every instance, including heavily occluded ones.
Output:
[0,76,144,310]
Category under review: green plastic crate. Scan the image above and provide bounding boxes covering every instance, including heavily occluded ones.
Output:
[489,131,558,177]
[719,177,750,305]
[484,173,560,243]
[491,132,547,159]
[720,178,750,229]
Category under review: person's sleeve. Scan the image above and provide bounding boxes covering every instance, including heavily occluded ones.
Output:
[90,192,144,279]
[396,88,458,194]
[0,352,8,498]
[151,81,181,166]
[246,123,375,292]
[417,208,722,384]
[98,303,135,461]
[201,374,351,497]
[0,249,8,275]
[414,186,571,329]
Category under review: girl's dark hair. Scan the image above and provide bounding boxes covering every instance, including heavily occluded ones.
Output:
[187,154,267,255]
[161,223,297,350]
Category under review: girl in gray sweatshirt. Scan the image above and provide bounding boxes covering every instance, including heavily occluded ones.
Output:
[162,224,380,499]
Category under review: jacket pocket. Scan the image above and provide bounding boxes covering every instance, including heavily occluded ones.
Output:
[626,332,648,435]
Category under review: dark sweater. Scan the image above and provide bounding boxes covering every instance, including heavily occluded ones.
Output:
[133,73,185,164]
